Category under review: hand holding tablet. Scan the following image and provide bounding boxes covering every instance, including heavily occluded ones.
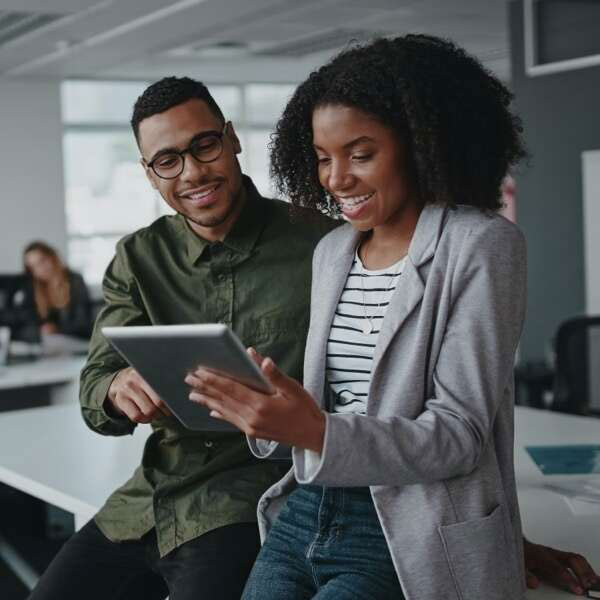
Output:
[102,324,273,431]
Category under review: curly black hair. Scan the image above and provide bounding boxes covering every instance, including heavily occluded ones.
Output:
[271,34,527,215]
[131,76,224,145]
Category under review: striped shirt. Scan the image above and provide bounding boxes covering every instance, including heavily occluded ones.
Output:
[327,249,406,415]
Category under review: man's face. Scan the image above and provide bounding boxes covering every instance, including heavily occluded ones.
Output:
[138,98,244,239]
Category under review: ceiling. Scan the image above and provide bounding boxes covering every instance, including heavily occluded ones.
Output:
[0,0,513,83]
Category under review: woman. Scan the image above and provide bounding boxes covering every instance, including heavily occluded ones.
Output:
[187,36,536,599]
[24,241,93,339]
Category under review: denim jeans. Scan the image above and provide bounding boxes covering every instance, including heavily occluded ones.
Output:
[242,485,404,600]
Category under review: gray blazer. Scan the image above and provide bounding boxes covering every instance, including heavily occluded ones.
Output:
[250,203,528,600]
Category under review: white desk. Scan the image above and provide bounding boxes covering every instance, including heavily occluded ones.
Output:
[0,403,150,530]
[0,355,86,404]
[0,404,597,598]
[516,407,600,599]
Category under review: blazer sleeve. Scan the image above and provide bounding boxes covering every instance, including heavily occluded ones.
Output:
[294,219,527,487]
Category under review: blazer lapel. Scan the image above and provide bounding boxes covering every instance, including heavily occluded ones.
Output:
[372,258,425,366]
[304,228,359,407]
[372,203,448,368]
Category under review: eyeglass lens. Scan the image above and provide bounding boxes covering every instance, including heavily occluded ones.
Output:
[152,134,223,178]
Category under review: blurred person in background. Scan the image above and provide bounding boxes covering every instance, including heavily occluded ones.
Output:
[23,241,93,339]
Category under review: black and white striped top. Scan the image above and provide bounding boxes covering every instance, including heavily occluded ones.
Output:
[326,249,406,415]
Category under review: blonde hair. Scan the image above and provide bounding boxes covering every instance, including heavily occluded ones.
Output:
[23,241,71,320]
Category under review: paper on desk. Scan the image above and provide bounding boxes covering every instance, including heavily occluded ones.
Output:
[543,479,600,506]
[41,333,89,355]
[9,340,42,357]
[562,496,600,516]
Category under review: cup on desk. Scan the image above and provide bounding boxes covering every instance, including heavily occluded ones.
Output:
[0,326,10,366]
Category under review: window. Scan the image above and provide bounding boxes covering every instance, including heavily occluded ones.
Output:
[61,80,296,285]
[524,0,600,76]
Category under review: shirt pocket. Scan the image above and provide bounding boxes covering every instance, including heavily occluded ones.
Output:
[243,308,308,348]
[242,308,309,379]
[438,504,510,600]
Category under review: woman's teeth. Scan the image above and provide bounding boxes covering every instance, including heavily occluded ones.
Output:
[338,192,374,210]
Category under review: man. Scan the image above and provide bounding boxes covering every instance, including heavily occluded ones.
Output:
[29,77,332,600]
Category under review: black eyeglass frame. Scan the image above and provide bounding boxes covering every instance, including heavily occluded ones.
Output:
[144,121,230,180]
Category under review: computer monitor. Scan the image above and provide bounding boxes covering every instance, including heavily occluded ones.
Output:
[0,274,40,343]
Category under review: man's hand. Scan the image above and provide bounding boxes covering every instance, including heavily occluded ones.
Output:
[524,538,598,595]
[106,367,171,424]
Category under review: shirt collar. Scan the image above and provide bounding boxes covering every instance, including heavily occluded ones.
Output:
[184,175,267,264]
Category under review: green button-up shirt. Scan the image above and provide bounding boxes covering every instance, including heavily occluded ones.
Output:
[79,176,334,556]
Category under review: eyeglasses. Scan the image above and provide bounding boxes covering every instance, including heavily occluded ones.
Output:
[145,121,229,180]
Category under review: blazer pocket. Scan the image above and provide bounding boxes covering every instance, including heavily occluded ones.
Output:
[439,505,509,600]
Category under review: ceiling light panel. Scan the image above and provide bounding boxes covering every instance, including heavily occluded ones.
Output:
[333,0,417,9]
[0,1,99,9]
[279,5,381,27]
[0,11,66,47]
[256,28,384,57]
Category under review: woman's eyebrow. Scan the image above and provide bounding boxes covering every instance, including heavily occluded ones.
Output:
[343,136,374,148]
[313,136,375,152]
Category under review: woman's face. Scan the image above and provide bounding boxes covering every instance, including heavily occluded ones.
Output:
[312,104,418,232]
[25,250,57,282]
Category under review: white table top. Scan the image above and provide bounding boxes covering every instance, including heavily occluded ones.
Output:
[0,403,597,598]
[0,355,86,390]
[0,404,149,520]
[516,407,600,599]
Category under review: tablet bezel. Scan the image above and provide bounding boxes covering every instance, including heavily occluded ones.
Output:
[102,324,272,431]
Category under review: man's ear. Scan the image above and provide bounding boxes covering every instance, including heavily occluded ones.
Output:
[141,159,159,190]
[226,122,242,155]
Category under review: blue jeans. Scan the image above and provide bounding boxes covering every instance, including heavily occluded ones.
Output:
[242,485,404,600]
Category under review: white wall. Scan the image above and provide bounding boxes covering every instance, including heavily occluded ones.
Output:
[582,151,600,411]
[0,79,66,273]
[582,150,600,315]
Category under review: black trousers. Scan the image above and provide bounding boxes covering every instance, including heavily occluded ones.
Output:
[28,519,261,600]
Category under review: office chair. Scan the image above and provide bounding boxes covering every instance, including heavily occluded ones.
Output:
[551,315,600,416]
[0,273,39,343]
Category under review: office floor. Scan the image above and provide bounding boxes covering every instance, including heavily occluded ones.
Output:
[0,484,69,600]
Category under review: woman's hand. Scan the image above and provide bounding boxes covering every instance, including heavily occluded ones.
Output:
[524,538,598,595]
[185,348,326,452]
[40,322,59,335]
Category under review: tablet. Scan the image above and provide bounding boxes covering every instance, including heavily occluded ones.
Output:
[102,324,273,431]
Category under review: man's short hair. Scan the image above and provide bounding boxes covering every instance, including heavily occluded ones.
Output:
[131,76,225,144]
